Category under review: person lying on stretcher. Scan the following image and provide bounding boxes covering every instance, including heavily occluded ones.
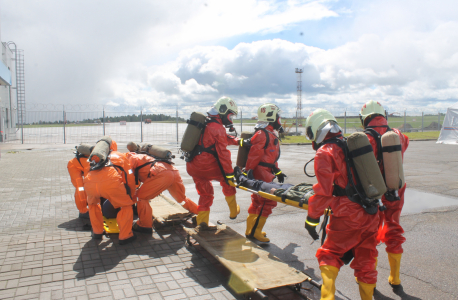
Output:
[233,166,314,204]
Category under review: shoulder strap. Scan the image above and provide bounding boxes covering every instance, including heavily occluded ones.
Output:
[105,160,132,197]
[134,161,157,185]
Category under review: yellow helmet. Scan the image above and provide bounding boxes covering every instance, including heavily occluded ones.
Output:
[257,103,281,122]
[214,96,238,116]
[212,96,238,125]
[360,100,386,126]
[305,109,341,144]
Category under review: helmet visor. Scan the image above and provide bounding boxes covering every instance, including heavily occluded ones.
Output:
[315,122,342,144]
[228,112,235,123]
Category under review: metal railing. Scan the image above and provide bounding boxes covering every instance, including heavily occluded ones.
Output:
[5,107,445,144]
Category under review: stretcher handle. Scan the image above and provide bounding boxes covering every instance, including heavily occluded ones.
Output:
[306,277,322,289]
[253,288,268,299]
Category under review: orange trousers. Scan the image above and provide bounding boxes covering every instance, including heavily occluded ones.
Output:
[85,180,134,241]
[136,169,198,228]
[74,188,88,214]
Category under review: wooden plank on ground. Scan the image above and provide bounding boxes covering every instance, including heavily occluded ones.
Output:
[150,194,192,223]
[184,225,309,293]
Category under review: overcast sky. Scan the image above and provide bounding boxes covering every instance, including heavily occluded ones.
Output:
[2,0,458,117]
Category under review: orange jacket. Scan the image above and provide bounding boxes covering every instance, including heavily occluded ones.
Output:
[84,151,136,200]
[67,155,90,188]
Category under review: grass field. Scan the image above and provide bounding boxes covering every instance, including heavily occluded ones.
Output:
[235,115,444,131]
[280,131,440,144]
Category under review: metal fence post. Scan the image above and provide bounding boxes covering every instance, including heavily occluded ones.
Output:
[422,112,424,132]
[176,106,179,147]
[103,109,105,136]
[403,110,406,133]
[295,111,298,134]
[63,106,66,144]
[241,109,243,133]
[140,108,143,143]
[344,110,347,134]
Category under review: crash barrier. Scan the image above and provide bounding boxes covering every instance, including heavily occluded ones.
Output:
[7,107,443,144]
[184,223,321,298]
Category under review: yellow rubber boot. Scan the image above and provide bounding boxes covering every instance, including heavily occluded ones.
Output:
[252,216,270,242]
[245,214,266,237]
[387,252,402,286]
[225,195,240,219]
[196,210,210,227]
[319,265,339,300]
[358,282,376,300]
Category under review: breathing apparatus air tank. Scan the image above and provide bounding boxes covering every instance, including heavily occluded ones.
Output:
[381,131,405,190]
[77,144,94,156]
[346,132,387,199]
[236,132,253,168]
[148,145,173,159]
[89,136,112,164]
[180,112,207,153]
[127,142,140,153]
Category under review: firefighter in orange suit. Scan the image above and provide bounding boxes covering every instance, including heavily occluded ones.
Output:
[360,100,409,289]
[84,149,137,245]
[126,151,198,233]
[242,103,285,243]
[67,144,93,219]
[186,97,240,226]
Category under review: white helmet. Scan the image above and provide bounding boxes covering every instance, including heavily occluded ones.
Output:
[360,100,386,126]
[210,96,238,125]
[305,109,342,144]
[257,103,281,122]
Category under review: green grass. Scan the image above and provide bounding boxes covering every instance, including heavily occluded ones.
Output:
[280,131,440,144]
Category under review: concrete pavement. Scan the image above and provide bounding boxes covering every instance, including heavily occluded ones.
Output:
[0,140,457,299]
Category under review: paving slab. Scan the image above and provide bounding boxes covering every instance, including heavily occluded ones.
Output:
[0,140,457,299]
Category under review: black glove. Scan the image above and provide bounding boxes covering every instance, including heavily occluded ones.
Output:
[239,139,252,147]
[275,170,287,183]
[305,216,320,240]
[242,169,254,180]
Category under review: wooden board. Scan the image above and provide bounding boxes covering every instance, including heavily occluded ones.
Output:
[184,224,309,293]
[150,194,192,223]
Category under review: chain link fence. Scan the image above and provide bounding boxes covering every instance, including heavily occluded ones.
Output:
[6,107,445,144]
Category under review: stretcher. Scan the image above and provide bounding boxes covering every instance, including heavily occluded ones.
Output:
[184,223,321,299]
[150,194,193,226]
[229,181,309,210]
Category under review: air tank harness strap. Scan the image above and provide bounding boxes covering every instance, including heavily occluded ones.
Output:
[187,119,206,129]
[382,145,402,153]
[134,161,157,185]
[106,161,132,197]
[195,118,230,182]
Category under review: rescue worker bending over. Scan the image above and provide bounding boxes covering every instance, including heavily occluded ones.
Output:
[360,100,409,289]
[304,109,379,300]
[186,97,240,227]
[126,150,198,233]
[67,144,93,219]
[84,142,137,245]
[241,103,285,242]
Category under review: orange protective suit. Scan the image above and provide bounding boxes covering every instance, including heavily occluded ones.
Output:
[365,116,409,254]
[127,153,198,229]
[67,155,90,214]
[307,133,380,285]
[186,116,239,212]
[245,125,280,217]
[84,151,136,241]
